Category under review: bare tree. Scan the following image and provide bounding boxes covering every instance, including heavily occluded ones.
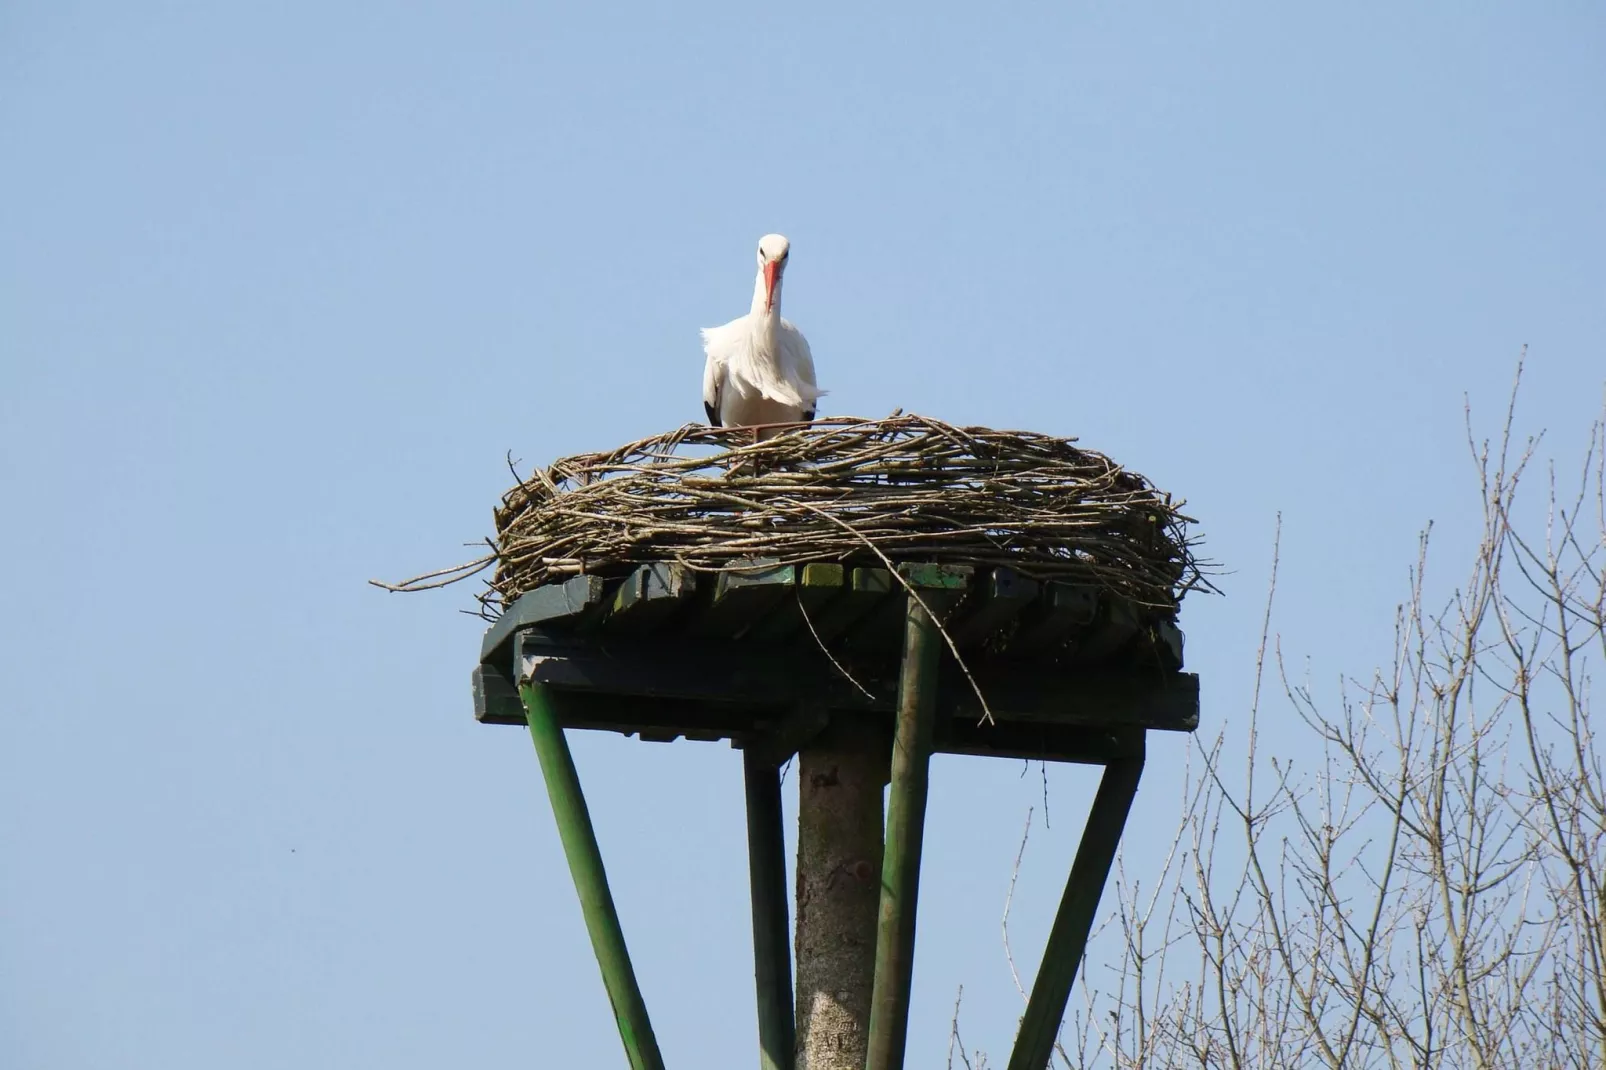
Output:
[996,362,1606,1069]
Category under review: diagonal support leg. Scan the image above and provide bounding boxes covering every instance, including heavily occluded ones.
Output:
[865,597,941,1070]
[743,750,796,1070]
[1006,745,1146,1070]
[520,683,665,1070]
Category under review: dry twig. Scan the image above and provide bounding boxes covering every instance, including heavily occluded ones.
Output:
[376,414,1209,621]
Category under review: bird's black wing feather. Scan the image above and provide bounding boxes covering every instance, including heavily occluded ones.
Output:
[704,399,721,426]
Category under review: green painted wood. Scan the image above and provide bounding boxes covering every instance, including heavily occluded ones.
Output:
[510,631,1199,730]
[605,563,694,633]
[489,657,1197,759]
[742,704,833,768]
[519,683,665,1070]
[940,667,1199,731]
[490,689,1139,759]
[1120,618,1185,673]
[1070,595,1141,663]
[949,568,1040,648]
[896,562,973,590]
[489,684,775,739]
[804,562,847,588]
[485,648,1191,761]
[1006,750,1145,1070]
[695,562,796,639]
[799,566,893,645]
[844,564,971,652]
[1011,582,1099,654]
[1152,619,1184,670]
[938,723,1145,766]
[635,728,689,743]
[471,663,523,724]
[865,596,942,1070]
[744,752,797,1070]
[480,574,611,666]
[514,631,840,708]
[487,566,1174,664]
[748,563,846,643]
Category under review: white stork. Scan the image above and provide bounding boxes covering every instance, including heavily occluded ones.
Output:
[701,234,823,438]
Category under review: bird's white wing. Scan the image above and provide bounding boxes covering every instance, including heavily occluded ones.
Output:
[700,321,738,425]
[778,319,825,417]
[701,355,724,426]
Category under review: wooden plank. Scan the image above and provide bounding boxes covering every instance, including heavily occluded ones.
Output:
[748,563,846,643]
[799,566,893,646]
[1120,618,1185,673]
[1153,619,1184,670]
[602,563,694,634]
[483,636,1190,759]
[479,682,774,737]
[843,564,972,652]
[897,562,973,591]
[570,696,766,739]
[631,727,735,744]
[514,631,840,707]
[936,724,1145,766]
[943,667,1199,732]
[948,568,1039,648]
[472,663,525,724]
[693,562,797,639]
[490,681,1151,764]
[1069,595,1141,664]
[479,574,611,666]
[741,703,833,767]
[510,632,1198,732]
[1009,582,1099,655]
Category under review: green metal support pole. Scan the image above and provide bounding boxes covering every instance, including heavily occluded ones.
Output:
[520,684,665,1070]
[1006,749,1146,1070]
[864,597,941,1070]
[743,750,796,1070]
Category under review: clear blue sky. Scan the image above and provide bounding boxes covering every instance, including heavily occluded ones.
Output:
[3,4,1602,1067]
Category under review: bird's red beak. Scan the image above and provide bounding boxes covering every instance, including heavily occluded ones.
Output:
[763,260,781,312]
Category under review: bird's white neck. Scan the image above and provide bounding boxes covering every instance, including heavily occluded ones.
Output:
[750,267,782,326]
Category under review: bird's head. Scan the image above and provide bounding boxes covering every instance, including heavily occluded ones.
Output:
[756,233,790,312]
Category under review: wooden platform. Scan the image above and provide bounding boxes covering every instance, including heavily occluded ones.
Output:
[473,560,1198,765]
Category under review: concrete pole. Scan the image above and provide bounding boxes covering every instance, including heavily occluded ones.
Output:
[794,716,890,1070]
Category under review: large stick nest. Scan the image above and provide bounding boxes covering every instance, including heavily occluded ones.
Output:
[405,415,1206,620]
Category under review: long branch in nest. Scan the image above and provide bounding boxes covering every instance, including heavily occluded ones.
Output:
[376,415,1210,623]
